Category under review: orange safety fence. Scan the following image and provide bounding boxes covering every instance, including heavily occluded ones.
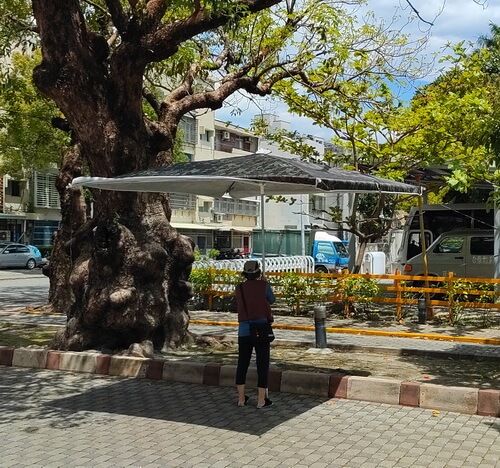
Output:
[194,268,500,320]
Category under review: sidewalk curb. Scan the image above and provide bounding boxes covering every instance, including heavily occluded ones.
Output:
[0,272,45,281]
[1,346,498,418]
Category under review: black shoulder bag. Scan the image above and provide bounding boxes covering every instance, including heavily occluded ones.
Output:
[239,283,275,344]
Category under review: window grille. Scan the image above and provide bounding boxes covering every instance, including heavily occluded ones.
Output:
[312,195,326,212]
[180,116,197,145]
[213,198,258,216]
[170,193,196,210]
[35,172,60,209]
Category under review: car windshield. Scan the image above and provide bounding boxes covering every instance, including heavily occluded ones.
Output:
[334,241,349,258]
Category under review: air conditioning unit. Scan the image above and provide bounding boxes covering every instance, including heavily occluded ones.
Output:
[0,230,10,241]
[222,131,231,140]
[213,213,223,223]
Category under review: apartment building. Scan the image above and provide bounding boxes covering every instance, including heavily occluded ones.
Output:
[171,111,349,256]
[171,113,261,255]
[0,172,60,249]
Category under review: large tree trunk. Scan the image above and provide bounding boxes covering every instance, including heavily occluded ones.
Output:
[47,145,86,312]
[32,0,196,352]
[44,139,196,351]
[51,189,195,351]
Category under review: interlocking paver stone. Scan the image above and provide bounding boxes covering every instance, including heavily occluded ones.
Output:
[1,366,499,468]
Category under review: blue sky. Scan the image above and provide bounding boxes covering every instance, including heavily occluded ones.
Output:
[215,0,500,140]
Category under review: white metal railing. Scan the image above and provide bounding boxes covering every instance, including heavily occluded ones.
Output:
[193,255,315,273]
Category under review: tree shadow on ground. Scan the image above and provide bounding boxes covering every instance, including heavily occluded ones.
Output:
[168,339,498,389]
[398,345,500,390]
[0,367,327,436]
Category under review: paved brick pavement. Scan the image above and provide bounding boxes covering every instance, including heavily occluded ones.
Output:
[1,366,499,468]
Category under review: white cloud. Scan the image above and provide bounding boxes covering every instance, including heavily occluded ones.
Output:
[366,0,500,67]
[216,0,500,139]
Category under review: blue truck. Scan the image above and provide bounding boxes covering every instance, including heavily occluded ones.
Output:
[311,231,349,273]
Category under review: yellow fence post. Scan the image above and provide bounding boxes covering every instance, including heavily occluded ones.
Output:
[446,271,454,323]
[394,269,402,320]
[208,293,213,311]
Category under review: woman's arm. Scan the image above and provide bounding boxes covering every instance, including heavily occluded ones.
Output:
[265,282,276,305]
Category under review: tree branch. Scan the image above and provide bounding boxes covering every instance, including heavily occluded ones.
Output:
[142,87,161,117]
[148,0,282,62]
[145,0,168,23]
[405,0,434,26]
[104,0,129,35]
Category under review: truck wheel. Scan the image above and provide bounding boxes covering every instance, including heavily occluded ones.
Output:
[314,265,328,273]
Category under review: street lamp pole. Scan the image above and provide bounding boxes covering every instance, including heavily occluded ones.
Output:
[300,195,306,256]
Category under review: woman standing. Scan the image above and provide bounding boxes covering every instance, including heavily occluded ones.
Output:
[235,260,276,408]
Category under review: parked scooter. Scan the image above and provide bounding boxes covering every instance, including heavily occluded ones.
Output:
[216,248,244,260]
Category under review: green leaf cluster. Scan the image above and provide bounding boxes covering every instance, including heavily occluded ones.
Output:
[331,275,380,317]
[0,51,69,176]
[272,272,328,314]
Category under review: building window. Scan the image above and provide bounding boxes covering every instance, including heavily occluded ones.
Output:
[170,193,196,210]
[35,173,60,209]
[33,220,60,246]
[199,201,212,213]
[312,195,326,212]
[180,116,197,145]
[213,197,258,216]
[6,180,21,197]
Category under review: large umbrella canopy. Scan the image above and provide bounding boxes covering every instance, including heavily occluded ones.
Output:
[71,153,420,273]
[71,153,420,197]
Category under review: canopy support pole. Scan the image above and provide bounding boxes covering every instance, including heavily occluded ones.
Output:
[300,195,306,256]
[260,183,266,276]
[417,191,430,309]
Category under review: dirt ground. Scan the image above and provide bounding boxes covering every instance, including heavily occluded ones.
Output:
[169,338,500,390]
[1,321,498,391]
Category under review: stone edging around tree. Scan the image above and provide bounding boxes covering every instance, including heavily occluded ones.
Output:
[0,346,498,418]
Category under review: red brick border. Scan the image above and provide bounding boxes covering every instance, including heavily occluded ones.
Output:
[146,359,164,380]
[477,389,500,417]
[400,381,421,407]
[95,355,111,375]
[268,369,282,392]
[3,347,498,418]
[203,364,221,386]
[0,347,14,366]
[329,375,348,398]
[46,351,61,370]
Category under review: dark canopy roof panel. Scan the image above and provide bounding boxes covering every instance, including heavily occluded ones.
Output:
[72,153,420,198]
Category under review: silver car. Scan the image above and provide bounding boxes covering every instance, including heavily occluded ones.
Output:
[0,243,42,270]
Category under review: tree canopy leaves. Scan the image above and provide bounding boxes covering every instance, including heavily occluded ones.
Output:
[0,50,69,177]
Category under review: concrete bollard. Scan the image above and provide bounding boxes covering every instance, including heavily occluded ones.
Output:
[417,297,426,324]
[314,305,327,348]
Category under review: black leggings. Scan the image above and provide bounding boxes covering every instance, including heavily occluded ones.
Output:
[235,336,270,388]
